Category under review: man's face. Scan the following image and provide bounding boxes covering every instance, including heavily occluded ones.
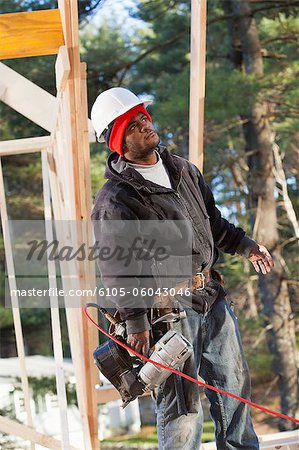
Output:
[123,112,160,159]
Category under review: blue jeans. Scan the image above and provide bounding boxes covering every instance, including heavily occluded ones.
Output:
[155,297,260,449]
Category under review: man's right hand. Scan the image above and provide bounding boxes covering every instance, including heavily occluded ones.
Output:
[127,330,150,357]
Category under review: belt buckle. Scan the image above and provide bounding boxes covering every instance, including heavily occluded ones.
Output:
[193,271,205,291]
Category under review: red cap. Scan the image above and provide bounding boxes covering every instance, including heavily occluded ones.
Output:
[108,104,152,156]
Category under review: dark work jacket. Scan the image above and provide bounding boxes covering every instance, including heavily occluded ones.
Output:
[91,145,255,333]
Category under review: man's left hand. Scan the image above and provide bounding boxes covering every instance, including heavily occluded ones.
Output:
[248,244,274,274]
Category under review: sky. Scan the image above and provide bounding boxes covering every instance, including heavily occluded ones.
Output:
[88,0,143,32]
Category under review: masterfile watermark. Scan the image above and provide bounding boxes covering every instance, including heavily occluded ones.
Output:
[10,287,97,298]
[26,237,169,265]
[4,219,195,308]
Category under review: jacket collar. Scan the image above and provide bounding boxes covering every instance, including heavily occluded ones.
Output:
[104,145,183,193]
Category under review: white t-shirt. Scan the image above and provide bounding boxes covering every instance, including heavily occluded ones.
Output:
[126,150,172,189]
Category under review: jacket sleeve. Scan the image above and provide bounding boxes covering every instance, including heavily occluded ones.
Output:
[194,165,256,256]
[91,201,151,334]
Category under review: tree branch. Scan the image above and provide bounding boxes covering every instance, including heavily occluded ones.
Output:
[208,1,299,26]
[280,237,299,248]
[117,30,188,84]
[261,51,287,59]
[251,1,299,15]
[272,139,299,241]
[261,35,299,45]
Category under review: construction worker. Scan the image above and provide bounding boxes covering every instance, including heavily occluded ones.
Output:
[91,87,273,449]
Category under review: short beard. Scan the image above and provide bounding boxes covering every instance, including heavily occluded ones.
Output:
[124,139,159,162]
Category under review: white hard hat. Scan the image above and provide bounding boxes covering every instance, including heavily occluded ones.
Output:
[91,87,152,142]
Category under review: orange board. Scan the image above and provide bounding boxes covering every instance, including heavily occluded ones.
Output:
[0,9,64,59]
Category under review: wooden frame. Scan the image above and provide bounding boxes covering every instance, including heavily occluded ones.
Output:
[0,1,98,448]
[0,9,64,59]
[56,46,71,92]
[0,136,51,156]
[56,1,99,447]
[189,0,207,172]
[0,159,35,441]
[0,416,79,450]
[0,63,95,142]
[41,150,71,449]
[0,0,208,447]
[0,63,58,133]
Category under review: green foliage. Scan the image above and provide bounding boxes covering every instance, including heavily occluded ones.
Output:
[247,350,274,384]
[1,154,43,219]
[0,304,13,328]
[126,0,190,148]
[81,21,137,107]
[0,406,19,450]
[0,53,56,141]
[205,69,260,121]
[14,375,78,405]
[102,421,215,444]
[1,0,104,22]
[90,148,107,199]
[239,317,274,383]
[152,68,189,145]
[1,0,56,14]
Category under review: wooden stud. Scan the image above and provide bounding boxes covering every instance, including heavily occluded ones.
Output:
[96,387,151,405]
[0,158,35,449]
[189,0,207,172]
[47,139,93,450]
[56,1,99,447]
[0,416,79,450]
[79,62,100,448]
[0,9,64,59]
[0,136,51,156]
[56,46,71,92]
[0,2,102,449]
[41,150,71,450]
[50,104,87,361]
[96,387,121,404]
[57,0,82,220]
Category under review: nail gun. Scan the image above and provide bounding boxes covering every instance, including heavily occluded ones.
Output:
[92,306,192,407]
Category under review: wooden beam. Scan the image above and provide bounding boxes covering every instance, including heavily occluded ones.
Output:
[79,62,100,449]
[0,9,64,59]
[0,63,58,133]
[0,62,95,141]
[0,136,51,156]
[57,1,98,448]
[55,46,71,92]
[41,150,71,450]
[0,416,79,450]
[47,134,94,450]
[96,386,121,404]
[0,159,35,447]
[96,387,151,404]
[188,0,207,172]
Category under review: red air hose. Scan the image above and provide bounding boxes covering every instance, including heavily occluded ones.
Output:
[84,304,299,425]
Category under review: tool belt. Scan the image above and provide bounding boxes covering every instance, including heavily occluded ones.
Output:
[152,268,225,324]
[108,269,225,332]
[152,269,220,307]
